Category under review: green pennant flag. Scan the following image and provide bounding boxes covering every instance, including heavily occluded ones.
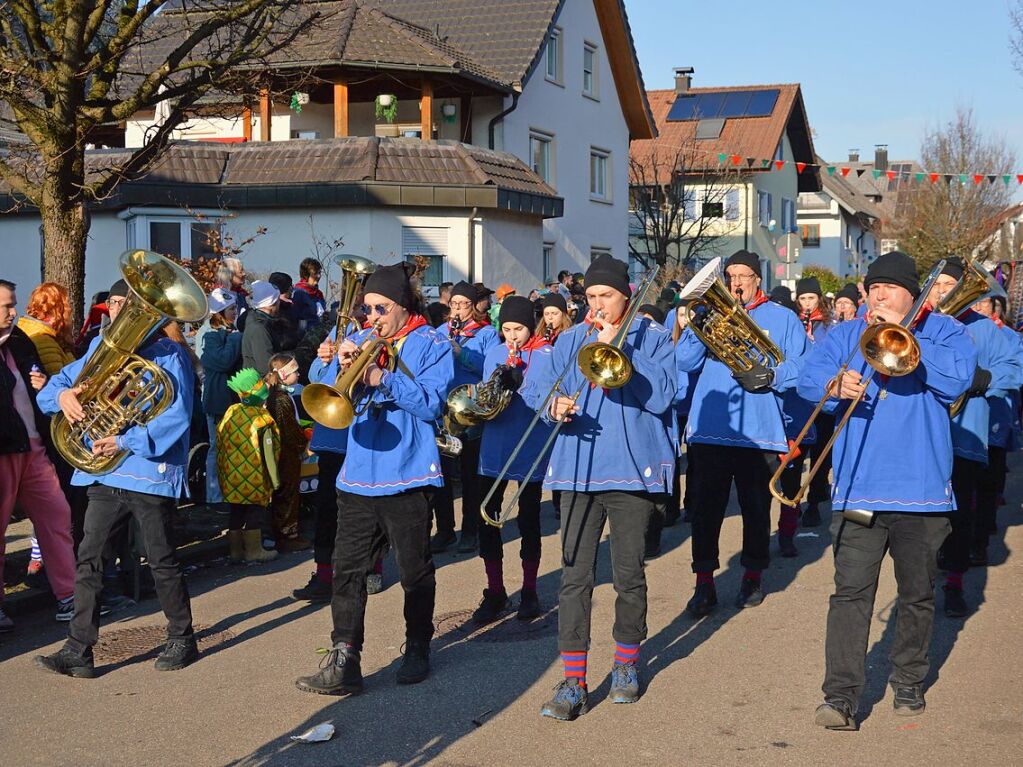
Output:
[1004,175,1013,186]
[914,172,924,183]
[718,153,727,165]
[959,173,969,185]
[826,165,836,176]
[872,169,882,179]
[761,159,771,169]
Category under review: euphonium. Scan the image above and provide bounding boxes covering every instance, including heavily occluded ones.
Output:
[332,254,377,341]
[51,250,208,474]
[677,256,784,373]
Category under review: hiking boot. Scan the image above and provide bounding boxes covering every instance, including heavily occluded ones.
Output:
[242,530,278,563]
[814,701,857,730]
[0,606,14,633]
[396,639,431,685]
[155,637,199,671]
[892,684,926,716]
[55,596,75,622]
[277,536,312,553]
[686,583,717,617]
[292,572,332,603]
[517,589,542,621]
[366,573,384,595]
[430,530,456,553]
[943,585,968,617]
[457,530,478,554]
[644,534,662,561]
[471,589,509,624]
[735,578,764,609]
[609,662,640,704]
[227,530,244,563]
[802,503,822,528]
[34,646,95,679]
[778,534,798,558]
[540,679,588,721]
[295,644,363,695]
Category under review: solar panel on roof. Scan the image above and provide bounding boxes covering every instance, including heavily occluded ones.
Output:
[717,91,753,118]
[666,89,781,121]
[744,90,779,117]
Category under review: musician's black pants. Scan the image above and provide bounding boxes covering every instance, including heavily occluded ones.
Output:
[823,512,950,714]
[688,444,773,573]
[313,451,345,566]
[66,486,193,656]
[975,446,1006,545]
[330,489,435,650]
[558,490,654,652]
[434,436,482,537]
[476,477,542,562]
[941,456,982,573]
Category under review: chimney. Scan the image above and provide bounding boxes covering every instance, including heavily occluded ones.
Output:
[874,144,888,172]
[848,148,860,162]
[674,67,694,95]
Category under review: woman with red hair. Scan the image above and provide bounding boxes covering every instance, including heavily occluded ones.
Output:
[18,283,74,375]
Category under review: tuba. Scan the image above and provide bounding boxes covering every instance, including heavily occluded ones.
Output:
[678,257,784,373]
[51,250,208,474]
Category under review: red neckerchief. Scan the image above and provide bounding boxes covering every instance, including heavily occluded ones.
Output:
[743,290,768,312]
[363,314,428,367]
[505,336,550,367]
[294,280,324,302]
[994,316,1005,329]
[800,307,825,332]
[451,318,484,339]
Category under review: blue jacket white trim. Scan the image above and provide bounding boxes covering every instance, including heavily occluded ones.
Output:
[536,318,676,494]
[37,336,195,499]
[307,325,348,455]
[797,312,976,513]
[990,325,1023,450]
[336,324,453,496]
[676,299,810,451]
[440,321,499,389]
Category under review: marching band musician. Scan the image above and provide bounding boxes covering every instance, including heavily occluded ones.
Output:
[433,281,499,553]
[676,250,809,617]
[801,252,975,729]
[34,278,198,678]
[927,259,1022,618]
[538,292,573,343]
[833,283,860,323]
[537,253,676,721]
[295,263,453,695]
[473,296,555,624]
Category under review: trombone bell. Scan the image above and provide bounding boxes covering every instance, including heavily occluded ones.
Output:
[859,323,920,376]
[578,343,633,389]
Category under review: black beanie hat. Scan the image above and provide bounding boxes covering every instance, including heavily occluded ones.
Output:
[541,292,568,313]
[498,295,535,330]
[795,276,822,298]
[725,249,762,276]
[864,251,920,298]
[836,283,860,305]
[268,271,293,294]
[769,285,796,311]
[940,257,965,281]
[638,303,666,325]
[583,253,631,297]
[108,279,129,299]
[363,262,415,309]
[449,280,476,303]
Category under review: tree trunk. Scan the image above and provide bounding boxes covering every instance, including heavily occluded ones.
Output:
[40,192,90,334]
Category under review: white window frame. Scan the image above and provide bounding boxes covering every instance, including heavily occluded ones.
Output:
[529,129,555,187]
[582,42,599,100]
[543,242,555,280]
[402,226,450,288]
[122,209,224,261]
[545,27,563,85]
[589,147,611,203]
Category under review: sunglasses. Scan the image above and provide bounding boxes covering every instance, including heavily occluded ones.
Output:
[360,303,395,317]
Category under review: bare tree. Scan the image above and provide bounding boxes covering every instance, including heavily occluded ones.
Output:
[629,137,744,278]
[1012,0,1023,79]
[889,107,1017,269]
[0,0,322,325]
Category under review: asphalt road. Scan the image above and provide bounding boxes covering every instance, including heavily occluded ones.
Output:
[2,461,1022,767]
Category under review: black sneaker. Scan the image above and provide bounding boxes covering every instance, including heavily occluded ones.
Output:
[292,573,332,603]
[396,639,430,685]
[366,573,384,596]
[814,701,858,730]
[735,578,764,609]
[295,644,363,695]
[802,503,822,528]
[457,530,478,554]
[155,637,199,671]
[472,589,509,624]
[685,583,717,617]
[540,679,588,721]
[517,589,542,621]
[892,684,926,716]
[943,585,968,617]
[430,530,456,553]
[778,534,798,558]
[34,646,95,679]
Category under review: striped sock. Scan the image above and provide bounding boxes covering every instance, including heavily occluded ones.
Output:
[485,559,505,594]
[778,505,799,537]
[316,563,333,584]
[561,651,587,688]
[696,571,714,586]
[946,571,964,589]
[614,642,640,666]
[30,537,42,562]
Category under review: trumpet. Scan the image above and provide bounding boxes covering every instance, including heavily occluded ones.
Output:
[480,267,660,527]
[769,260,946,507]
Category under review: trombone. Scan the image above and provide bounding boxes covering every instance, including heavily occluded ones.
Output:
[480,267,660,528]
[768,260,946,508]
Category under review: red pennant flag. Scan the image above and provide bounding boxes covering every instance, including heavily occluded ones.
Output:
[775,160,785,170]
[796,162,806,173]
[886,170,896,181]
[973,174,984,185]
[730,154,742,166]
[929,173,939,184]
[1018,174,1023,184]
[840,167,851,177]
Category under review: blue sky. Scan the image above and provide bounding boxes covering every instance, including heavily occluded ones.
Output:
[627,0,1023,170]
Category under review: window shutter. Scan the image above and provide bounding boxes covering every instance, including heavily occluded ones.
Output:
[402,226,448,257]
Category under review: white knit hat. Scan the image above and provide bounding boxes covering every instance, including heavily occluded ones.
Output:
[250,280,280,310]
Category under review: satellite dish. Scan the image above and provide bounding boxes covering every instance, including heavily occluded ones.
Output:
[777,232,802,264]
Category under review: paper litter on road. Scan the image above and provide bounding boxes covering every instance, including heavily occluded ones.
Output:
[795,532,820,538]
[290,723,335,743]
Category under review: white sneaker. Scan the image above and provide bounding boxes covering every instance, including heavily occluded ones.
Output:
[55,596,75,622]
[0,606,14,633]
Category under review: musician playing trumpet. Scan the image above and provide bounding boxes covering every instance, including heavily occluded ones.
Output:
[538,254,676,721]
[296,263,453,695]
[800,252,976,729]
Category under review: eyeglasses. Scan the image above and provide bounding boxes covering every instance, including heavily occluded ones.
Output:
[448,300,473,310]
[360,302,395,317]
[107,297,126,309]
[726,273,759,284]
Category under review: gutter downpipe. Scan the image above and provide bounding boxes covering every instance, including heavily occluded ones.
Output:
[467,206,479,283]
[488,91,520,150]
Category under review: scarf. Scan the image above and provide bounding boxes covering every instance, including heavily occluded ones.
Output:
[375,313,428,367]
[450,318,485,339]
[505,335,550,368]
[742,290,768,312]
[295,280,324,302]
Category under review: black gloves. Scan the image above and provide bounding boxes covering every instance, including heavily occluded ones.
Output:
[733,363,775,393]
[968,366,992,397]
[497,364,524,391]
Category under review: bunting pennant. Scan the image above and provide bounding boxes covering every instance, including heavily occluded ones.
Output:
[930,173,939,183]
[1004,175,1012,186]
[796,162,806,173]
[856,169,866,177]
[946,174,955,185]
[826,165,836,176]
[746,157,756,168]
[730,154,742,166]
[761,159,771,169]
[960,173,969,185]
[1018,174,1023,184]
[872,169,883,179]
[717,152,727,165]
[914,172,924,183]
[886,170,896,181]
[973,174,984,185]
[840,167,851,177]
[987,174,997,185]
[775,160,785,170]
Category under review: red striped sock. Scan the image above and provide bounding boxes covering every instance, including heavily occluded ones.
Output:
[743,568,762,584]
[521,560,539,591]
[561,651,587,688]
[316,564,333,584]
[614,642,640,666]
[484,559,505,594]
[779,505,799,537]
[946,571,964,589]
[696,571,714,586]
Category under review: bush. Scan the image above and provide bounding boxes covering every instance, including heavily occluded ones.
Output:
[802,264,843,295]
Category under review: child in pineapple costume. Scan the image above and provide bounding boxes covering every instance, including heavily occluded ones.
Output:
[217,368,281,563]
